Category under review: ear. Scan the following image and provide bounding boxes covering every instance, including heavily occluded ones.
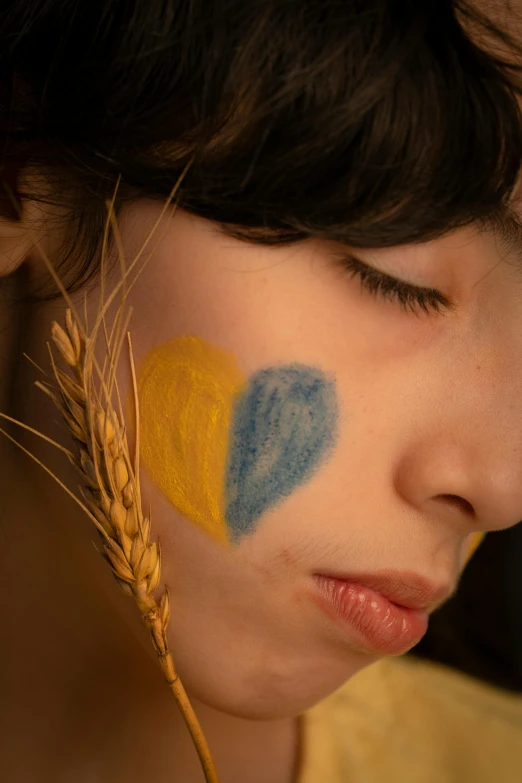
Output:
[0,165,39,277]
[0,215,34,277]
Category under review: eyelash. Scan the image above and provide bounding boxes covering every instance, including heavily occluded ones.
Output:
[336,254,455,316]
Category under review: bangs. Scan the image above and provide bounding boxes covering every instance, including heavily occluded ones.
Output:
[2,0,522,292]
[175,1,522,249]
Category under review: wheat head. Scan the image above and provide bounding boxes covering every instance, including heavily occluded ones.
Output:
[36,307,220,783]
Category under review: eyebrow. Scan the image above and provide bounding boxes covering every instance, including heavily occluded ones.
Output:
[476,205,522,269]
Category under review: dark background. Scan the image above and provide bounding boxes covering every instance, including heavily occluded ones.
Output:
[408,521,522,693]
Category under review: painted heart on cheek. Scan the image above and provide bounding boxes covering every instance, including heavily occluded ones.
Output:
[138,337,339,546]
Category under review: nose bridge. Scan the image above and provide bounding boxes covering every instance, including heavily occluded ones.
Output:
[461,313,522,440]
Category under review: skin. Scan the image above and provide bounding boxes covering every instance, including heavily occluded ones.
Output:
[0,190,520,781]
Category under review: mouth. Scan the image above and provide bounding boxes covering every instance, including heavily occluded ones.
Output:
[317,569,454,612]
[308,570,453,656]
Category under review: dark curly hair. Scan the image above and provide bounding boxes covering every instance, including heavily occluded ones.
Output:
[1,0,522,293]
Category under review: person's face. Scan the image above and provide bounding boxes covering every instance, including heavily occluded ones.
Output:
[56,199,514,721]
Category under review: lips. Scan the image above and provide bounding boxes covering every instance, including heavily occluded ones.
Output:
[315,569,453,612]
[310,574,430,655]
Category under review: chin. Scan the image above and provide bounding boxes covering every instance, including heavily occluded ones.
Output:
[172,637,377,720]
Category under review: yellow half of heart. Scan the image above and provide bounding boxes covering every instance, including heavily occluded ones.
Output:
[137,336,247,546]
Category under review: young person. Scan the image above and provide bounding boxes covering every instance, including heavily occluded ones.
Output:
[1,1,522,781]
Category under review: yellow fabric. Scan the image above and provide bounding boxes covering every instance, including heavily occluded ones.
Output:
[297,655,522,783]
[465,531,485,563]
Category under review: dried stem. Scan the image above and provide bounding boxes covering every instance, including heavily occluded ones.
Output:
[0,166,221,783]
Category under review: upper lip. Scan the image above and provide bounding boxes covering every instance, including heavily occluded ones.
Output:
[314,570,454,612]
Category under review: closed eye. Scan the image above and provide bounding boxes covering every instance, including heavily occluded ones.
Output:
[333,254,455,317]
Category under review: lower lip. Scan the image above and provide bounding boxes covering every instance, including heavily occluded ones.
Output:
[310,575,429,655]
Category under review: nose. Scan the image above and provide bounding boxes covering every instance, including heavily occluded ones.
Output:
[393,303,522,536]
[394,435,522,536]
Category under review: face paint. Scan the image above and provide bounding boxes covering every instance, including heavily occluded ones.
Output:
[138,336,245,545]
[138,336,339,545]
[225,365,338,544]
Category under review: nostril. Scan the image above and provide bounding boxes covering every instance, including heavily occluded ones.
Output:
[435,494,475,517]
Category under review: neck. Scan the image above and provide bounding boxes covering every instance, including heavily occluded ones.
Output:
[0,291,303,783]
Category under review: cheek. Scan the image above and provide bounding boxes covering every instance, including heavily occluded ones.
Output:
[137,336,339,546]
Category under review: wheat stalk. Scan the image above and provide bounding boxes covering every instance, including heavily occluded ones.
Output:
[0,167,221,782]
[38,308,220,782]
